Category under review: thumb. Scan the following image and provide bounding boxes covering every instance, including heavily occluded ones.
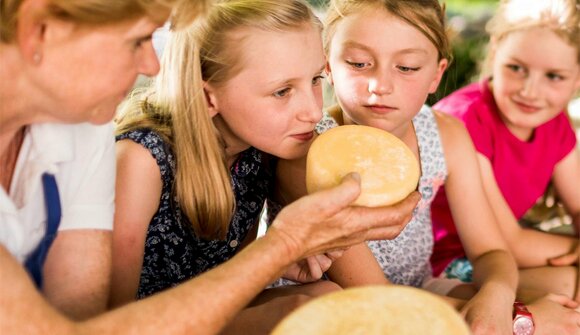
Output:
[306,256,323,279]
[545,293,579,308]
[548,253,578,266]
[309,172,362,209]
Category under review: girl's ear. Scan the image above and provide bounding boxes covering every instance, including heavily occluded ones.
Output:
[325,61,334,86]
[203,82,219,118]
[428,58,448,94]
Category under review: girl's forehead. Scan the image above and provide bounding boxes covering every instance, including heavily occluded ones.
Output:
[331,11,437,57]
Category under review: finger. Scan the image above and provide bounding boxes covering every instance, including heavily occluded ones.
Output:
[325,249,345,261]
[315,254,333,272]
[547,293,579,308]
[549,253,578,266]
[307,173,362,213]
[306,256,323,279]
[352,191,420,233]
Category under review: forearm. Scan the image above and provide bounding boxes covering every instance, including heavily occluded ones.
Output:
[471,249,517,303]
[81,229,297,335]
[510,228,577,267]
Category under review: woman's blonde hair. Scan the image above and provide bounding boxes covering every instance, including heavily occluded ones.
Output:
[324,0,451,61]
[116,0,320,240]
[0,0,209,43]
[482,0,580,75]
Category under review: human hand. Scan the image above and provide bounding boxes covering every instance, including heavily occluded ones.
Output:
[548,243,580,302]
[548,242,580,267]
[269,173,420,259]
[460,292,512,335]
[528,293,580,335]
[282,250,346,283]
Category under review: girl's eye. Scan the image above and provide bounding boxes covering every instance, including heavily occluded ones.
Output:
[546,72,564,81]
[273,88,291,98]
[506,64,524,73]
[312,75,325,86]
[346,61,369,69]
[397,65,420,73]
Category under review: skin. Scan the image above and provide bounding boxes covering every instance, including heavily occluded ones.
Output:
[482,26,580,303]
[0,0,161,320]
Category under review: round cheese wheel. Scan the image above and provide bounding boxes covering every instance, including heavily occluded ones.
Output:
[306,125,420,206]
[271,286,470,335]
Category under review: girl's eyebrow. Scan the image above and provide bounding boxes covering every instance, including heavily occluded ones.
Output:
[342,40,373,52]
[508,57,576,73]
[342,40,428,56]
[265,63,327,87]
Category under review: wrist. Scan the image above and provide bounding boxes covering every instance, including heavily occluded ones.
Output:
[513,301,535,335]
[262,224,304,266]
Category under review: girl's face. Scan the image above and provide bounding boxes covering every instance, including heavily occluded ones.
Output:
[206,23,325,160]
[33,17,161,125]
[491,27,580,140]
[326,7,447,137]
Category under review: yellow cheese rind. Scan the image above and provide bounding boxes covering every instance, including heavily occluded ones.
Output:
[306,125,420,206]
[272,286,470,335]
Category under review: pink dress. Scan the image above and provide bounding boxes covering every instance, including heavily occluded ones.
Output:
[430,79,577,276]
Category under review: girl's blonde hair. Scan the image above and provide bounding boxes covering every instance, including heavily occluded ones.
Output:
[116,0,320,240]
[483,0,580,75]
[0,0,209,43]
[324,0,451,61]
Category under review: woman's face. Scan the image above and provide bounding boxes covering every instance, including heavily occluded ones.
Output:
[207,23,326,160]
[31,16,161,125]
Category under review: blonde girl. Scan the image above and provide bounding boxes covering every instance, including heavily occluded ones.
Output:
[431,0,580,309]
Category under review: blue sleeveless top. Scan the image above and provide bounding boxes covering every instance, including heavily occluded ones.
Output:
[117,128,274,298]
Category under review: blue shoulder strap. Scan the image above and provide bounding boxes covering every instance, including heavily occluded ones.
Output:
[24,173,62,289]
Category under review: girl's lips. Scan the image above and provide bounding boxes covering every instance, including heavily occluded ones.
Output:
[513,101,541,113]
[291,131,314,141]
[366,104,398,114]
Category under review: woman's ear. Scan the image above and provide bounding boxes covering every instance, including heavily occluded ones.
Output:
[17,0,50,65]
[203,82,219,117]
[325,61,334,86]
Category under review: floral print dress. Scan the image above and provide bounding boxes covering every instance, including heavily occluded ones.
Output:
[117,129,273,298]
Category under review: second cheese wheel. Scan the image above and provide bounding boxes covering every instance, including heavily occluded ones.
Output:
[306,125,420,207]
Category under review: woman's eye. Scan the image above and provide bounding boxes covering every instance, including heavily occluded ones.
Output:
[397,65,420,73]
[312,75,325,86]
[133,36,152,50]
[346,61,368,69]
[273,88,291,98]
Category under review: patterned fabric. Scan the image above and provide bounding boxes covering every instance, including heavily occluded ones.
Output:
[443,257,473,282]
[116,129,273,298]
[316,105,447,287]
